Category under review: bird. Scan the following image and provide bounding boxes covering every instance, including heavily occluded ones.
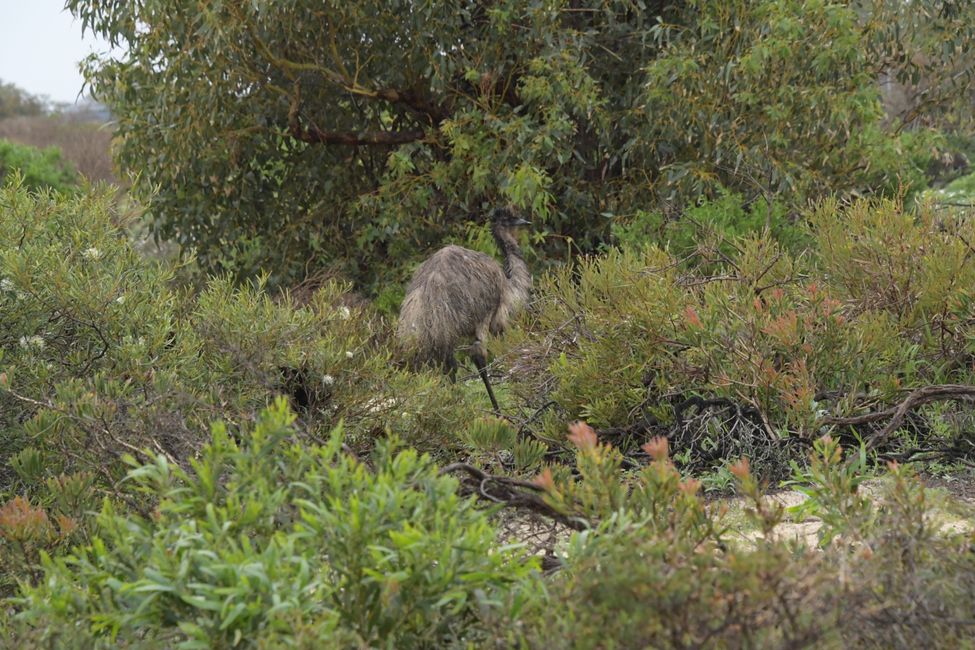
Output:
[397,207,532,412]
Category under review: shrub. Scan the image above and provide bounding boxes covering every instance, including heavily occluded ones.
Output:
[484,430,975,648]
[8,401,539,647]
[499,196,975,477]
[0,115,116,184]
[810,197,975,378]
[0,140,78,192]
[0,182,181,501]
[0,182,490,569]
[610,188,810,263]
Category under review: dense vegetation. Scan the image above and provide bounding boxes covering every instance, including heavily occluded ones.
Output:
[0,139,78,192]
[3,0,975,647]
[67,0,974,289]
[0,79,114,185]
[0,81,46,120]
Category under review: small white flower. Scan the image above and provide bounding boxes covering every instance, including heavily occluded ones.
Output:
[19,335,45,350]
[338,306,351,320]
[345,350,354,359]
[0,278,13,292]
[115,295,126,305]
[364,397,397,414]
[82,247,102,260]
[322,374,335,386]
[401,412,410,419]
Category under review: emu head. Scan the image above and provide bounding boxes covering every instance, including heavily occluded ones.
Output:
[490,207,531,239]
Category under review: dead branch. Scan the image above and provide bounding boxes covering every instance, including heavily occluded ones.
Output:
[439,462,589,531]
[819,384,975,449]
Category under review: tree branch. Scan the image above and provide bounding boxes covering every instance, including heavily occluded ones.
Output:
[819,384,975,449]
[439,462,590,532]
[287,80,427,146]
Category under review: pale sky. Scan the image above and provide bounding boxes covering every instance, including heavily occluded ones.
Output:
[0,0,120,104]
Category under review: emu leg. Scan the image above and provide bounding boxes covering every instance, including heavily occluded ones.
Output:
[444,352,458,383]
[471,343,500,413]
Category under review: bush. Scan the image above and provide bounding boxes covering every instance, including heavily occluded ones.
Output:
[0,140,78,192]
[499,196,975,478]
[0,182,493,586]
[810,197,975,378]
[485,431,975,648]
[610,189,810,262]
[0,115,116,184]
[3,183,975,648]
[8,401,539,647]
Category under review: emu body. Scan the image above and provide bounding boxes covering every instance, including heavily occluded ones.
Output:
[397,209,531,412]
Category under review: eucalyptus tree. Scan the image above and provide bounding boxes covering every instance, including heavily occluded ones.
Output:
[67,0,973,288]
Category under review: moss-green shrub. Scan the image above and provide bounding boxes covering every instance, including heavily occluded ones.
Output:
[0,183,183,507]
[0,141,78,192]
[477,432,975,648]
[611,189,810,260]
[810,197,975,378]
[0,182,491,585]
[499,197,975,476]
[8,401,539,647]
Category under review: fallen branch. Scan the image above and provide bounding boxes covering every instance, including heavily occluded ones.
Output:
[819,384,975,449]
[439,462,589,532]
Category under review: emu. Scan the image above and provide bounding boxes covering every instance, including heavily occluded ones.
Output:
[397,207,532,412]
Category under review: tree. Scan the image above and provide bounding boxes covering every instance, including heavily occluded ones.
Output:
[67,0,970,289]
[0,81,46,119]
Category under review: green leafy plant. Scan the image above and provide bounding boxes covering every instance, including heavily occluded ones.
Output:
[0,142,77,192]
[499,195,975,478]
[63,0,962,288]
[11,400,540,647]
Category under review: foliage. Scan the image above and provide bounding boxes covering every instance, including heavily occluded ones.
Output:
[65,0,958,288]
[3,180,975,647]
[0,182,492,570]
[926,168,975,206]
[8,401,539,648]
[488,432,975,648]
[0,81,46,119]
[635,0,919,203]
[610,189,810,260]
[0,140,78,192]
[0,115,116,183]
[500,196,975,476]
[858,0,975,130]
[810,197,975,376]
[0,496,82,596]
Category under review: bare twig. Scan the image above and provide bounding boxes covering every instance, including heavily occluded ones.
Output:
[819,384,975,449]
[439,462,589,531]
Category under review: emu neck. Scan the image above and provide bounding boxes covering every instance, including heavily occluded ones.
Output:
[493,227,532,306]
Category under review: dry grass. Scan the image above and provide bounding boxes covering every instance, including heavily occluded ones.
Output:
[0,115,116,184]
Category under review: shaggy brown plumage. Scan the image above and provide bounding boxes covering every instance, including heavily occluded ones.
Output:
[397,207,532,411]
